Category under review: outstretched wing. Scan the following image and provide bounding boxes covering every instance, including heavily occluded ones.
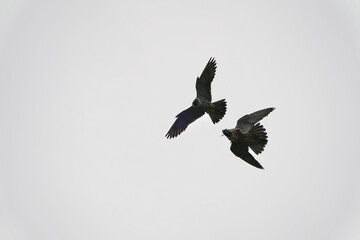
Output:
[196,57,217,102]
[230,143,264,169]
[165,106,205,139]
[236,107,275,132]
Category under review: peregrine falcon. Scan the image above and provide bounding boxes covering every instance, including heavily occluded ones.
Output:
[166,57,227,139]
[222,108,275,169]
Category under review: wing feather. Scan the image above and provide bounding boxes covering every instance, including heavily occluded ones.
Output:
[165,106,205,139]
[196,57,217,102]
[236,108,275,132]
[230,143,264,169]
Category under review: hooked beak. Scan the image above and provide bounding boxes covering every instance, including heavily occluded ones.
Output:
[222,129,231,137]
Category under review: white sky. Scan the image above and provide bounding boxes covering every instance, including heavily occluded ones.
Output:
[1,0,360,239]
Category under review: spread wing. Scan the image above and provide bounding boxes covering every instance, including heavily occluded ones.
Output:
[165,106,205,139]
[230,143,264,169]
[236,107,275,132]
[196,57,217,102]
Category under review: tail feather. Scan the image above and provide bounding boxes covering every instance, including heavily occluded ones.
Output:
[208,99,227,124]
[249,123,268,155]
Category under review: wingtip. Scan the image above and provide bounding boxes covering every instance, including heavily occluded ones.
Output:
[264,107,275,116]
[251,162,264,169]
[165,133,174,139]
[165,128,183,139]
[208,57,216,64]
[265,107,275,112]
[165,130,174,139]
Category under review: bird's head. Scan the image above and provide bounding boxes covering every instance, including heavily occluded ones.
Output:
[192,98,200,107]
[222,129,232,137]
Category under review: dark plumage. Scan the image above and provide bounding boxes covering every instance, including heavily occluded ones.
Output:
[223,108,275,169]
[166,58,227,139]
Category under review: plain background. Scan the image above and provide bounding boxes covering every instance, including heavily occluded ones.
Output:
[1,0,360,239]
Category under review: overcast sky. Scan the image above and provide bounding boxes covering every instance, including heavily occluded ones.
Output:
[1,0,360,239]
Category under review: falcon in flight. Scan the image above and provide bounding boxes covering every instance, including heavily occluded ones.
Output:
[222,108,275,169]
[165,57,227,139]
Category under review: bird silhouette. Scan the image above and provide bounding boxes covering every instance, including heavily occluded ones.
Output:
[166,58,227,138]
[222,108,275,169]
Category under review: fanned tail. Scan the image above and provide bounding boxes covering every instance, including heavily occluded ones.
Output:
[208,99,227,124]
[249,123,268,154]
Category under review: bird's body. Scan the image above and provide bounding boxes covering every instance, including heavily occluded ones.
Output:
[166,58,227,138]
[223,108,275,169]
[223,129,259,144]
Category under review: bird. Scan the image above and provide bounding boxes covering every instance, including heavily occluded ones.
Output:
[222,108,275,169]
[165,57,227,139]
